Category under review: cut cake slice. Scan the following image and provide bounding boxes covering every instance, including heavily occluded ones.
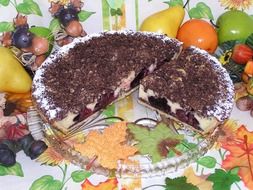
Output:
[32,31,183,132]
[139,46,234,133]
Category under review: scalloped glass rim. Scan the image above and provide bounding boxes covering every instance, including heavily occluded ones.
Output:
[27,107,219,178]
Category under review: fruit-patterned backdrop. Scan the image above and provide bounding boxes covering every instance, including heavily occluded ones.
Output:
[1,0,253,33]
[1,0,253,190]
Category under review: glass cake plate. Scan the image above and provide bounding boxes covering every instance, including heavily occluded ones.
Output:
[27,92,219,178]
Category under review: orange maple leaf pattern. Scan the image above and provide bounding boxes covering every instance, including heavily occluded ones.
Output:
[222,125,253,190]
[75,122,138,169]
[81,178,118,190]
[184,167,213,190]
[236,125,253,143]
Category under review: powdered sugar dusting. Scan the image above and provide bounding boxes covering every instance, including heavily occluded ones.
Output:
[190,46,234,122]
[32,30,180,121]
[33,68,60,119]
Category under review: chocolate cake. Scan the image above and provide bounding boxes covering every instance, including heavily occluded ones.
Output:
[32,31,182,132]
[139,46,234,132]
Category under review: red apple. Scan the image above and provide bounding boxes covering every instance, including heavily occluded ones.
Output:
[231,44,253,64]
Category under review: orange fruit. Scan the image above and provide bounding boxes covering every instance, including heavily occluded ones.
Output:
[177,19,218,54]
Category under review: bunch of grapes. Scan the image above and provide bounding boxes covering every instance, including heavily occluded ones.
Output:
[0,14,50,70]
[0,134,47,166]
[57,6,84,37]
[49,1,86,46]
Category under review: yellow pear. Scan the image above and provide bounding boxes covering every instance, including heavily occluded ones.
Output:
[0,47,32,93]
[140,5,185,38]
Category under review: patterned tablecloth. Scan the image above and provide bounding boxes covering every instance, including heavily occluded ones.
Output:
[0,0,253,190]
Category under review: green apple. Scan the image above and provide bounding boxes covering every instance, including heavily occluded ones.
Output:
[216,10,253,44]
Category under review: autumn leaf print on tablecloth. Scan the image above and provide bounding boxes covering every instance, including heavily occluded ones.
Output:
[36,146,66,166]
[75,122,137,169]
[207,169,240,190]
[165,176,199,190]
[222,125,253,189]
[0,162,24,177]
[127,122,184,163]
[216,119,238,148]
[184,167,213,190]
[36,132,85,165]
[81,178,118,190]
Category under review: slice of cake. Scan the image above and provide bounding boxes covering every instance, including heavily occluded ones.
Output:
[32,31,182,132]
[139,46,234,133]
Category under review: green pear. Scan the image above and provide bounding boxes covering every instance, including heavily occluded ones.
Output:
[140,5,185,38]
[0,47,32,93]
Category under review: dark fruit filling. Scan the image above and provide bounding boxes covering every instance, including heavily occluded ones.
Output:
[74,92,116,122]
[34,32,183,125]
[130,68,149,89]
[12,27,33,49]
[187,113,200,129]
[148,96,171,113]
[148,96,201,130]
[175,110,201,130]
[58,7,79,26]
[175,109,188,123]
[74,107,93,122]
[94,91,115,111]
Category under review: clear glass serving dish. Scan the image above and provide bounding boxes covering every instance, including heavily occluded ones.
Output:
[27,101,219,178]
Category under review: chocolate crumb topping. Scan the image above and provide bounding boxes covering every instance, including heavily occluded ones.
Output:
[141,46,234,122]
[32,31,182,124]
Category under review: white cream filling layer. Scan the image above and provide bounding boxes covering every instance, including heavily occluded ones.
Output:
[54,111,78,131]
[55,66,158,130]
[139,85,182,113]
[86,101,98,111]
[114,63,158,98]
[139,85,218,132]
